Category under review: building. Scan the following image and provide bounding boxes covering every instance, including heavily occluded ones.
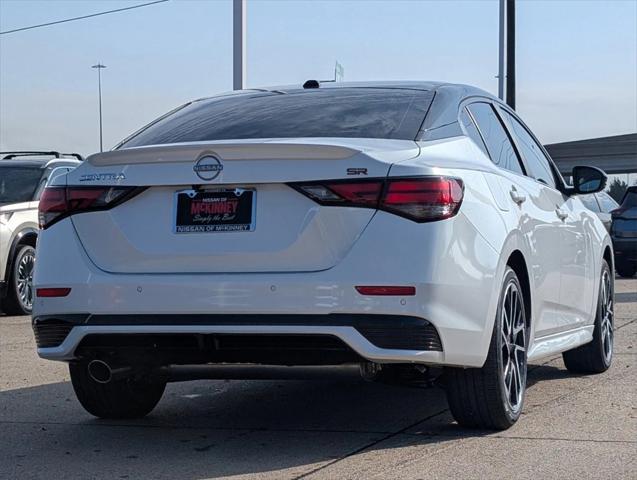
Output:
[545,133,637,176]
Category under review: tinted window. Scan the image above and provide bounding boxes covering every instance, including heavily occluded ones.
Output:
[120,89,434,148]
[597,192,619,212]
[580,194,601,212]
[0,167,42,204]
[621,188,637,208]
[459,108,489,157]
[501,110,556,188]
[466,103,524,175]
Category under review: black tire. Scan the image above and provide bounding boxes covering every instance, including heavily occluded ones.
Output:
[445,267,528,430]
[563,260,614,374]
[69,362,166,419]
[615,261,635,278]
[3,245,36,315]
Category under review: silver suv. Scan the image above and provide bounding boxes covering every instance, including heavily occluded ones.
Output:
[0,152,81,315]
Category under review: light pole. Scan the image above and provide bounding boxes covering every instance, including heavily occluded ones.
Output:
[505,0,516,110]
[497,0,516,109]
[91,63,106,152]
[233,0,246,90]
[498,0,505,100]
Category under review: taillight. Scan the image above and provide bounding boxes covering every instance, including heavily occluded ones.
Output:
[39,186,144,229]
[292,180,384,207]
[325,181,383,206]
[291,177,464,222]
[382,178,464,221]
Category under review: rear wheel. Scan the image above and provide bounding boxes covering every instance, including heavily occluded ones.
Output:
[445,267,527,430]
[69,362,166,419]
[562,260,613,373]
[615,261,635,278]
[3,245,35,315]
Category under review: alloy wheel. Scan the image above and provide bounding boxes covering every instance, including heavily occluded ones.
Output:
[600,269,614,364]
[500,282,526,414]
[16,250,35,311]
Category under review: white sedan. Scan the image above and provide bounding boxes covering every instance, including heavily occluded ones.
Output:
[32,82,614,429]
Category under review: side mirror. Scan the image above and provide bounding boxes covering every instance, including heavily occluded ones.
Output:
[572,166,607,195]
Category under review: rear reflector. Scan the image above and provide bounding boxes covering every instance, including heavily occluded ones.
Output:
[36,288,72,298]
[355,286,416,296]
[292,177,463,222]
[39,186,145,229]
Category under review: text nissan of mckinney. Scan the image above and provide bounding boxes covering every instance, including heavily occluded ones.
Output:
[33,82,614,429]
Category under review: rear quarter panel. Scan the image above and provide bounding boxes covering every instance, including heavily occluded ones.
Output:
[389,137,527,365]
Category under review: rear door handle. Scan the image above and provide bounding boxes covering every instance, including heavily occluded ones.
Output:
[555,208,568,221]
[510,187,526,205]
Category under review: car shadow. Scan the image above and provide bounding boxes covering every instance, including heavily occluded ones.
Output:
[1,362,574,479]
[615,291,637,304]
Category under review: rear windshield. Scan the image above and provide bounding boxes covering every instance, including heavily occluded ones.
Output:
[0,167,42,204]
[119,88,434,148]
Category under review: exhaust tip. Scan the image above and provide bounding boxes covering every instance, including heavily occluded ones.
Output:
[88,359,112,384]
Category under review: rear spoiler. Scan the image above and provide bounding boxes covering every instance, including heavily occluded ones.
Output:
[87,143,359,166]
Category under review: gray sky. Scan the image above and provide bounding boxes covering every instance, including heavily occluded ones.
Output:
[1,0,636,156]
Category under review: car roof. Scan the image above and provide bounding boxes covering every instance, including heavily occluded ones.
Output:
[265,80,445,92]
[0,158,81,168]
[0,159,49,168]
[195,80,497,103]
[247,80,492,94]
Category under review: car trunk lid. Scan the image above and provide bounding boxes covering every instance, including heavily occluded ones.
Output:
[68,139,419,274]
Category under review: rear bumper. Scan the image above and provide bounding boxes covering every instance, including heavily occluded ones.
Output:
[33,313,444,365]
[33,210,503,368]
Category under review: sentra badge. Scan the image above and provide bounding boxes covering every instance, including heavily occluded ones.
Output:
[79,173,126,182]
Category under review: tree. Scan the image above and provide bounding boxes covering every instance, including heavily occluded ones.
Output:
[608,177,628,203]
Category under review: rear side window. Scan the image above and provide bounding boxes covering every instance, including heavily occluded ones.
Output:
[580,194,601,212]
[466,103,524,175]
[459,109,489,157]
[500,110,556,189]
[119,88,434,148]
[0,167,42,203]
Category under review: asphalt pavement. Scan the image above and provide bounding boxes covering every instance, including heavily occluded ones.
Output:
[1,279,635,479]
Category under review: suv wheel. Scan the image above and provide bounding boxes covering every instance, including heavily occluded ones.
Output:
[445,267,527,430]
[69,362,166,419]
[563,260,614,373]
[3,245,36,315]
